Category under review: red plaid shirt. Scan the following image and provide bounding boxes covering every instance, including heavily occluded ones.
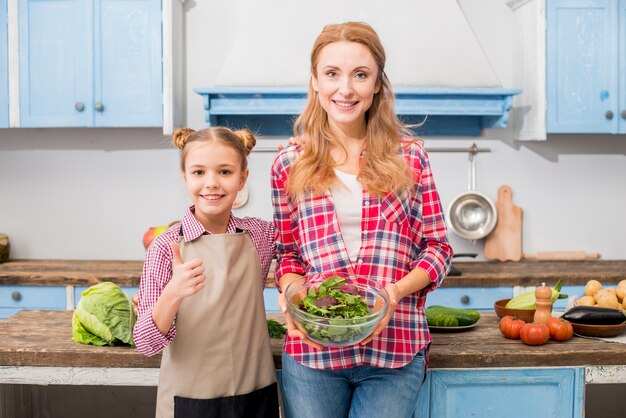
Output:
[133,206,276,357]
[271,139,452,369]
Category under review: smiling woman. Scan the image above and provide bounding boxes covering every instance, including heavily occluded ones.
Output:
[271,22,453,418]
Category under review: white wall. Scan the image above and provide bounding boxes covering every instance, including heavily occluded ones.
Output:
[1,0,625,261]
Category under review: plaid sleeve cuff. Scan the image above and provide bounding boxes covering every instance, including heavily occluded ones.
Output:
[133,314,176,357]
[274,260,306,291]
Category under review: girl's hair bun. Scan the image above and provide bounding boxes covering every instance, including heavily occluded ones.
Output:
[233,128,256,156]
[172,128,196,150]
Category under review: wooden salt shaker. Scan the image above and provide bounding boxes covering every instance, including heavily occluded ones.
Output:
[533,282,552,324]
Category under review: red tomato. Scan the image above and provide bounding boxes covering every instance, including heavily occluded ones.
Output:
[519,323,550,346]
[499,315,526,340]
[546,317,574,342]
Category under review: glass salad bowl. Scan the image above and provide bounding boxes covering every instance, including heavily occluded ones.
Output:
[284,276,389,348]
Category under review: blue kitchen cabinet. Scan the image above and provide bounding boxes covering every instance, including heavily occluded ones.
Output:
[0,0,8,128]
[426,287,512,310]
[0,286,66,320]
[547,0,626,133]
[420,368,584,418]
[18,0,162,127]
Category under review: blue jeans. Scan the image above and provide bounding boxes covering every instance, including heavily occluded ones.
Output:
[281,349,426,418]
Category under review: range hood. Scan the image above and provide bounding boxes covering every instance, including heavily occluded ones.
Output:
[195,87,521,137]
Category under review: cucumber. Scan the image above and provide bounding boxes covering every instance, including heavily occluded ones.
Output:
[426,305,481,325]
[425,305,480,327]
[426,311,459,327]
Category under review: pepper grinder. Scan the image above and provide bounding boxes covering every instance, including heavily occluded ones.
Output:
[533,282,552,324]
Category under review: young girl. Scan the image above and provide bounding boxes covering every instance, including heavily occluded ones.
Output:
[134,127,278,418]
[272,22,453,418]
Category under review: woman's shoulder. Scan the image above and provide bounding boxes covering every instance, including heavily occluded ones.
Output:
[272,144,301,172]
[400,137,428,166]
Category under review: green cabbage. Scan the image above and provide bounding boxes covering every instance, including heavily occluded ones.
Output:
[72,282,136,347]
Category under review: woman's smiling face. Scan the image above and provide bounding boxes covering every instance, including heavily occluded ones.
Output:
[312,41,380,138]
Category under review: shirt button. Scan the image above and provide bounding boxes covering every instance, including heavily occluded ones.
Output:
[364,200,370,207]
[357,259,363,265]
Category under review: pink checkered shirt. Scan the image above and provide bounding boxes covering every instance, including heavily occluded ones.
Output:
[133,206,276,357]
[271,139,452,369]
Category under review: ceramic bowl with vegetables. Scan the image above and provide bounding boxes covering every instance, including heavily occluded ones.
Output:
[284,276,389,348]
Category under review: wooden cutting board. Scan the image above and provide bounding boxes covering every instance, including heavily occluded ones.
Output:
[485,185,523,261]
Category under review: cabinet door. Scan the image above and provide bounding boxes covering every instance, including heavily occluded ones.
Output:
[428,368,584,418]
[18,0,93,127]
[0,0,8,128]
[426,287,512,310]
[547,0,618,133]
[620,0,626,132]
[95,0,162,127]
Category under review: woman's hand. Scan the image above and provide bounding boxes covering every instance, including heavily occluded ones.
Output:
[360,282,399,345]
[164,242,206,300]
[278,291,323,350]
[277,137,303,152]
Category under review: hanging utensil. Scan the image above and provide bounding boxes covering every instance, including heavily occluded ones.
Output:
[446,144,498,242]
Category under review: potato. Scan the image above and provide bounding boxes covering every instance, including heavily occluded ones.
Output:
[617,282,626,301]
[585,280,602,296]
[577,295,596,306]
[593,289,612,303]
[596,292,619,309]
[605,287,617,296]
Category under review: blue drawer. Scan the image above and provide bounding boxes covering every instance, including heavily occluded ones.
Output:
[426,287,513,310]
[0,286,66,309]
[0,308,22,320]
[74,286,139,307]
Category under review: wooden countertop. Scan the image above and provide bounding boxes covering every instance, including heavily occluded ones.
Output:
[1,310,625,370]
[1,259,626,287]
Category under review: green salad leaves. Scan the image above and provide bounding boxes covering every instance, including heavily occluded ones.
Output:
[298,276,374,345]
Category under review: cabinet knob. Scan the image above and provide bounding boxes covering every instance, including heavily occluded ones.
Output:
[606,110,614,120]
[75,102,85,112]
[11,291,21,302]
[621,110,626,120]
[460,295,470,305]
[94,102,105,112]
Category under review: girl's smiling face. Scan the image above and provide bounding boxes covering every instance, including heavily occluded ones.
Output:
[183,141,248,232]
[312,41,380,138]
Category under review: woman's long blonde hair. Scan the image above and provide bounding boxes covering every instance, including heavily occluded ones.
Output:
[288,22,416,198]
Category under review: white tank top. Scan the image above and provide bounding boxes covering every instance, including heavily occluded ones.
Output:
[330,169,363,262]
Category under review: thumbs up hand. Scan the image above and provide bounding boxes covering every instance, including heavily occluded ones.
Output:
[166,242,206,300]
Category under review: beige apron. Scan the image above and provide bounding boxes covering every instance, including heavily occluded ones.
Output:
[155,230,277,418]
